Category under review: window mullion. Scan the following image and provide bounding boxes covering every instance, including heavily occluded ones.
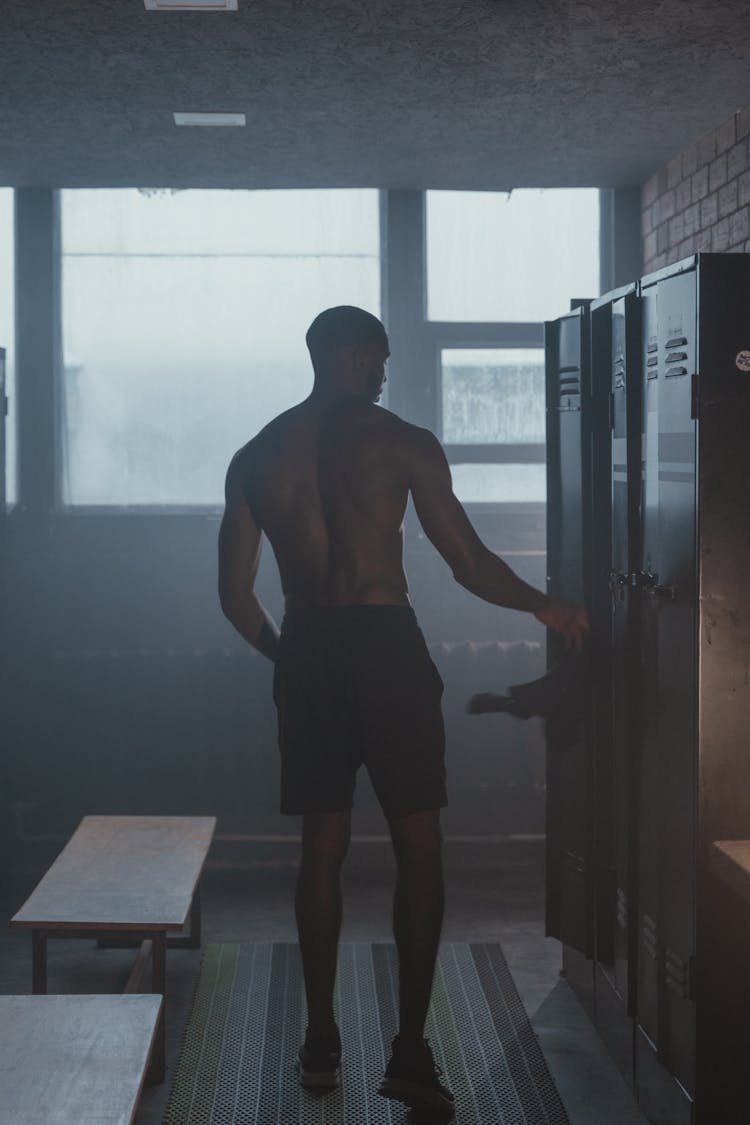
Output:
[444,443,546,464]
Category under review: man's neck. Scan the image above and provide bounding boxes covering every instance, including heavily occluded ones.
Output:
[309,382,365,411]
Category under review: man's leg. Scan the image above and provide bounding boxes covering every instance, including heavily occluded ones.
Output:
[296,810,351,1039]
[379,808,453,1116]
[389,809,445,1044]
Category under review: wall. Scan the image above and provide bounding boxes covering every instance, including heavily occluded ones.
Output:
[1,511,547,864]
[1,189,550,875]
[642,104,750,273]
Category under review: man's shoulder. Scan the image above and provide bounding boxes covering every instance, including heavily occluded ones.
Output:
[382,411,443,460]
[373,407,437,445]
[228,404,307,468]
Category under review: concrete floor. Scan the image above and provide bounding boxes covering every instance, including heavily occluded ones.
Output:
[0,844,648,1125]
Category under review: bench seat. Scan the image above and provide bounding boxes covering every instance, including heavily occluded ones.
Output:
[0,993,161,1125]
[10,815,216,1081]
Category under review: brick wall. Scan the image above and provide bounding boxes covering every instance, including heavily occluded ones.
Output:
[642,105,750,275]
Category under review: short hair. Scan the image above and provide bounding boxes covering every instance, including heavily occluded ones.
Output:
[306,306,387,370]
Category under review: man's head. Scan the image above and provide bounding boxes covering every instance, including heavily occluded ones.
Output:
[306,306,390,403]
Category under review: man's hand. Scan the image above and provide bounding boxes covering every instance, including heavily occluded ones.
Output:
[466,692,508,715]
[534,598,590,652]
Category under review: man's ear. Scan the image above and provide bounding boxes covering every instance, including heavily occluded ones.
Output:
[352,346,371,375]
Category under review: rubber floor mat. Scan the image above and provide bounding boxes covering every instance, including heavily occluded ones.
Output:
[163,942,570,1125]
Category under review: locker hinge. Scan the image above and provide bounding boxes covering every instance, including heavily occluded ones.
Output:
[690,373,699,419]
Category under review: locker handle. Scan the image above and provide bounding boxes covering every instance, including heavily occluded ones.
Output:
[642,573,678,602]
[648,584,678,601]
[607,570,630,605]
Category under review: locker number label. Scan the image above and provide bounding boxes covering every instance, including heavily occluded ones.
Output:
[735,350,750,372]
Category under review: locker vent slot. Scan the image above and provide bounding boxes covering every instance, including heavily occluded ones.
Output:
[616,887,628,930]
[665,948,690,999]
[561,850,586,888]
[664,337,689,378]
[642,914,658,960]
[612,356,625,390]
[558,365,581,400]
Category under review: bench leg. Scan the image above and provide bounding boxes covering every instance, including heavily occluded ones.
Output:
[149,931,167,1083]
[32,931,47,994]
[187,884,202,949]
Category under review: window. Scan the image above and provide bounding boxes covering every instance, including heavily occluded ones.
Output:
[442,347,545,444]
[60,189,380,506]
[441,348,546,503]
[427,189,600,323]
[425,188,600,506]
[0,189,15,506]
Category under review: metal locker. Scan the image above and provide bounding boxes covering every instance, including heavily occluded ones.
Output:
[546,254,750,1125]
[590,286,642,1015]
[637,263,698,1104]
[691,254,750,1123]
[634,276,664,1067]
[544,304,594,956]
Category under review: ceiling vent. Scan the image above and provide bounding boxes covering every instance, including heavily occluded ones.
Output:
[173,112,246,126]
[144,1,238,10]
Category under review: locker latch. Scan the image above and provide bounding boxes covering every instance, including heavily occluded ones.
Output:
[608,571,628,602]
[640,571,678,602]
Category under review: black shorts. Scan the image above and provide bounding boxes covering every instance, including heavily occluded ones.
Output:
[273,605,447,819]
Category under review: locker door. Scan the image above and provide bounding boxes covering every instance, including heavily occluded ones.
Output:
[637,269,697,1095]
[636,282,661,1057]
[652,270,697,1095]
[608,291,642,1014]
[545,308,592,955]
[588,299,615,975]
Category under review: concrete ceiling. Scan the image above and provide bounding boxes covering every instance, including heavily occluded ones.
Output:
[1,0,749,190]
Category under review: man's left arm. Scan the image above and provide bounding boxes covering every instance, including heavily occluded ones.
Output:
[218,452,280,662]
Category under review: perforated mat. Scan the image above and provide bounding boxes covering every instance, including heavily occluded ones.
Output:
[164,942,570,1125]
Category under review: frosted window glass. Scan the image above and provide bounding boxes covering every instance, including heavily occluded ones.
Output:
[61,189,380,506]
[442,348,544,444]
[0,189,15,506]
[427,189,599,322]
[451,463,546,503]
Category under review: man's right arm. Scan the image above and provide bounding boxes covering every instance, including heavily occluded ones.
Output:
[217,449,280,662]
[408,427,589,650]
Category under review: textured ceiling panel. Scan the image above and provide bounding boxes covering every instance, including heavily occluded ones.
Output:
[0,0,749,189]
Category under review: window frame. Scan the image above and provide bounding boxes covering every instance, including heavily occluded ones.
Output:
[9,186,611,516]
[56,186,384,513]
[421,191,607,518]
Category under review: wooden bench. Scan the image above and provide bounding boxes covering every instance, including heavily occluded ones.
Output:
[0,994,161,1125]
[10,815,216,1082]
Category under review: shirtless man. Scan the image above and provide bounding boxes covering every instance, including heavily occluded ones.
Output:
[218,305,589,1120]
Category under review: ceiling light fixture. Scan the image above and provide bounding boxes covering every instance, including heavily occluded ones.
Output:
[144,1,238,11]
[173,112,246,126]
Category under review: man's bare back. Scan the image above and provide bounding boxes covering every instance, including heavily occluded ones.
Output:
[229,398,415,609]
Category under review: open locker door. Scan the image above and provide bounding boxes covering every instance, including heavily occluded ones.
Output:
[544,305,594,955]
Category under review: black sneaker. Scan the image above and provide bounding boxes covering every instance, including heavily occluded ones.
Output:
[378,1036,455,1118]
[297,1027,342,1091]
